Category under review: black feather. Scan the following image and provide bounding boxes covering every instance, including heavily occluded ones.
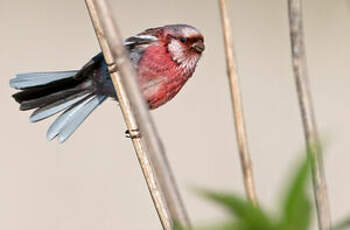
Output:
[19,88,85,111]
[12,77,85,104]
[30,90,91,121]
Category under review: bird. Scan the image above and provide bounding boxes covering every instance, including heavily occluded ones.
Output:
[9,24,205,143]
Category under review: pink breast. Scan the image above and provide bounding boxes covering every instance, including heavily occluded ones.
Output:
[137,45,193,109]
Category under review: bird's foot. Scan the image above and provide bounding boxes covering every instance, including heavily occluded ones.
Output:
[125,129,141,139]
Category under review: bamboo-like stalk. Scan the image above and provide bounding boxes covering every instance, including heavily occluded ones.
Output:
[217,0,258,205]
[85,0,191,229]
[287,0,331,229]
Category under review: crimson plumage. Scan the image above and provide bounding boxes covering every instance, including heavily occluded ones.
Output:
[10,24,205,143]
[130,24,205,109]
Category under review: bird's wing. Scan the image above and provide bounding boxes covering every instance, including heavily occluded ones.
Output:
[124,34,158,47]
[75,34,158,80]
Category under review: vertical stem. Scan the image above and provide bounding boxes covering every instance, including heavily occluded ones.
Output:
[218,0,258,205]
[85,0,191,229]
[287,0,331,229]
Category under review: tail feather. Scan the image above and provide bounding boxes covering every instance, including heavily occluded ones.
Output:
[56,95,106,143]
[30,92,90,122]
[46,95,94,141]
[12,74,84,104]
[10,70,107,143]
[10,71,79,89]
[46,94,106,143]
[19,88,82,111]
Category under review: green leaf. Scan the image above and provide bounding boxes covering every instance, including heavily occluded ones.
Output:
[187,148,319,230]
[279,155,312,230]
[333,217,350,230]
[173,221,184,230]
[199,190,276,230]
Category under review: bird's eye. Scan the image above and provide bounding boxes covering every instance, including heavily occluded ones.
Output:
[179,37,187,43]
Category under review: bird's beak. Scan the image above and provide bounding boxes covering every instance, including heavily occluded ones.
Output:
[191,41,205,53]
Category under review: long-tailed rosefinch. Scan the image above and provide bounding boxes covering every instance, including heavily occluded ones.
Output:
[10,24,205,143]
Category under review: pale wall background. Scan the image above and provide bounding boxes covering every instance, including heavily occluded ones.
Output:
[0,0,349,229]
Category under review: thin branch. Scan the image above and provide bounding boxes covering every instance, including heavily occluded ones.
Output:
[287,0,331,229]
[85,0,191,229]
[217,0,258,205]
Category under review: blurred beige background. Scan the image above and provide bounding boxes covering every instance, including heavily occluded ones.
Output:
[0,0,349,229]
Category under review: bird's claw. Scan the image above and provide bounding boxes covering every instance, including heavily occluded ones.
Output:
[125,129,141,139]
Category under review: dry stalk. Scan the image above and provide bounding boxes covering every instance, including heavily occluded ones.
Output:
[85,0,191,229]
[287,0,331,229]
[217,0,258,205]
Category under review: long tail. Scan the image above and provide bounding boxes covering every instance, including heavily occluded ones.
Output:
[10,71,106,143]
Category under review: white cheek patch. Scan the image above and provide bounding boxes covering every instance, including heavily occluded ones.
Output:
[168,39,186,64]
[168,39,201,72]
